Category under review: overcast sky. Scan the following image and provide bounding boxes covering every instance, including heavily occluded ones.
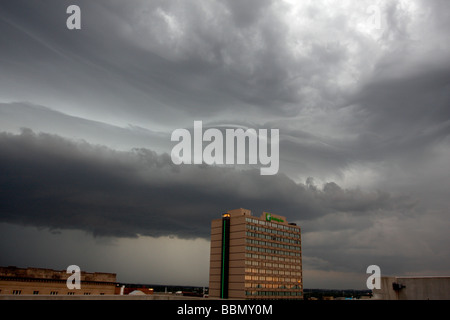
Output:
[1,0,449,289]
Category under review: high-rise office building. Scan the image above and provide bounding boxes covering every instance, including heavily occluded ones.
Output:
[209,208,302,299]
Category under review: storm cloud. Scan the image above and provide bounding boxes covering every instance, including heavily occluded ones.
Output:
[1,0,450,287]
[0,129,413,239]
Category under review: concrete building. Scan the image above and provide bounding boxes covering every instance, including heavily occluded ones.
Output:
[0,266,117,296]
[373,276,450,300]
[209,208,302,299]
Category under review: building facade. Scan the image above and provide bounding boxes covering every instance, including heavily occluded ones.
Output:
[0,266,117,296]
[372,276,450,300]
[209,208,302,299]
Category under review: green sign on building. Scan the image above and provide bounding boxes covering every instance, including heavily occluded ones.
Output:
[265,212,284,223]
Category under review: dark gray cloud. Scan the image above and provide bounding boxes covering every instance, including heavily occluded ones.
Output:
[0,129,414,240]
[0,101,170,152]
[0,0,377,125]
[1,0,450,286]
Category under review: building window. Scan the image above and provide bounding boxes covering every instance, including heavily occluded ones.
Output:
[12,290,21,295]
[67,292,75,295]
[84,292,91,295]
[50,291,58,295]
[33,291,39,295]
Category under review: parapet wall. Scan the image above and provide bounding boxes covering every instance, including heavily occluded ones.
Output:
[373,276,450,300]
[0,266,116,282]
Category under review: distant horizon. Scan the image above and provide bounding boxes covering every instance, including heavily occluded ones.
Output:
[7,257,449,291]
[0,263,374,292]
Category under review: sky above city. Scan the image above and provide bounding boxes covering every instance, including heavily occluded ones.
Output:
[1,0,449,289]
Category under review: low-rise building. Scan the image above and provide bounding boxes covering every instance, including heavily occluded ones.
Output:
[0,266,117,296]
[373,276,450,300]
